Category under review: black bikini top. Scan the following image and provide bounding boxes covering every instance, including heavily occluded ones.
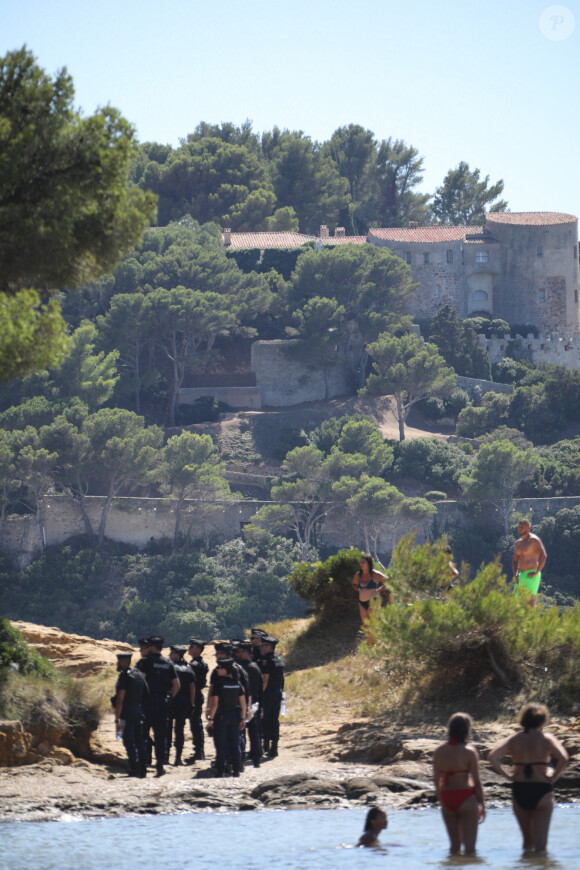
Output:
[513,761,548,779]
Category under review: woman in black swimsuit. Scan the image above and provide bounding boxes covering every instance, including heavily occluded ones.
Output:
[352,555,387,643]
[488,703,568,853]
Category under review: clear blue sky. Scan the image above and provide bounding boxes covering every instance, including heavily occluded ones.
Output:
[3,0,579,217]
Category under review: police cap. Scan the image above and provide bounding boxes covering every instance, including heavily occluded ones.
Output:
[250,628,267,638]
[235,640,252,652]
[213,641,233,653]
[116,652,132,660]
[147,636,164,650]
[216,657,234,669]
[260,635,278,646]
[170,644,187,655]
[188,638,205,650]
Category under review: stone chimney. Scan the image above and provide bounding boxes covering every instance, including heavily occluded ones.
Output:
[334,227,346,238]
[408,221,419,229]
[223,227,232,246]
[319,225,329,239]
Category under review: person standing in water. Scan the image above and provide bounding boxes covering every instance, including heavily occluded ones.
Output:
[488,703,568,853]
[513,519,546,606]
[357,807,388,847]
[432,712,485,856]
[352,555,388,643]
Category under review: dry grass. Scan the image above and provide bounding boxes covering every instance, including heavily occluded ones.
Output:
[265,616,529,732]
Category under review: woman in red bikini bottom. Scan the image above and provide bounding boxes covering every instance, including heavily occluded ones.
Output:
[432,712,485,855]
[488,703,569,853]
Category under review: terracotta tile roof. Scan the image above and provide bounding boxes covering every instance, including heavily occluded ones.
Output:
[224,231,316,248]
[485,212,577,226]
[318,235,367,245]
[368,226,469,243]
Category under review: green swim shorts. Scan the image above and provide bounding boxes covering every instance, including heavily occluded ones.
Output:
[517,569,542,596]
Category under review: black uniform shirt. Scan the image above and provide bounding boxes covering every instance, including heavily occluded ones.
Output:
[115,667,147,715]
[260,652,285,692]
[213,673,244,714]
[189,656,208,692]
[238,658,263,703]
[136,652,178,696]
[174,661,196,700]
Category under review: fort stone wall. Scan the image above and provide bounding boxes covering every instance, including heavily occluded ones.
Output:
[250,340,352,407]
[3,496,580,569]
[481,331,580,368]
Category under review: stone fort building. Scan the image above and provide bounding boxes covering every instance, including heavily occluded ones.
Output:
[224,212,580,334]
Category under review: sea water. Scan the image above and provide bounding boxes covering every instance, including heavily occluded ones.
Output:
[1,805,578,870]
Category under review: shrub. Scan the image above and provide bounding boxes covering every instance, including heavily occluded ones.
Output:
[456,392,510,438]
[445,388,469,417]
[424,491,447,501]
[367,543,580,705]
[393,437,470,486]
[288,548,363,620]
[383,534,455,600]
[489,318,510,335]
[492,358,531,385]
[508,384,563,445]
[420,396,446,420]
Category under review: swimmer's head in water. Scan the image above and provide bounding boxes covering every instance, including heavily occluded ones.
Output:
[519,702,549,731]
[448,712,472,744]
[364,806,388,832]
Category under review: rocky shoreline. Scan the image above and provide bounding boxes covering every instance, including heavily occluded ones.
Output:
[2,715,579,823]
[2,621,580,823]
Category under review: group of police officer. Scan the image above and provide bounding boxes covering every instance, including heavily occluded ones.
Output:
[112,627,285,778]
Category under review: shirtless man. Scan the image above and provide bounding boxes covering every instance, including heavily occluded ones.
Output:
[512,519,547,607]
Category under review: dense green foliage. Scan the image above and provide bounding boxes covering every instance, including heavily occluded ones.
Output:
[0,48,155,380]
[429,305,492,379]
[0,618,55,677]
[0,535,304,643]
[392,437,470,489]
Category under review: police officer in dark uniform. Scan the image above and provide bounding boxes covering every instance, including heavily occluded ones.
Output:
[207,641,249,771]
[187,638,208,762]
[250,627,267,662]
[206,657,246,777]
[136,636,180,776]
[113,652,148,777]
[167,644,196,766]
[259,635,284,758]
[234,640,263,767]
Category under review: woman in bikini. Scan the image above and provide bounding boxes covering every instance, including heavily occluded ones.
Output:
[488,703,568,853]
[432,712,485,855]
[352,555,387,643]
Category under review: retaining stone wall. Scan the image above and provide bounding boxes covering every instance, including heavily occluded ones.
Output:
[3,496,580,569]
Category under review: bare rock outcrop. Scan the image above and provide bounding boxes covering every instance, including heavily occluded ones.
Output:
[10,621,134,675]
